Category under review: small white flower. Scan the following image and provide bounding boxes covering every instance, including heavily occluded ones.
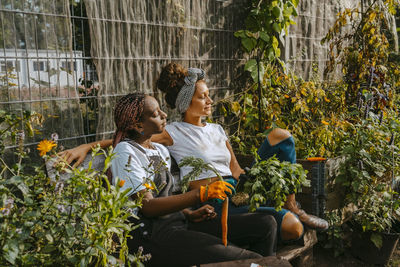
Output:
[51,133,59,142]
[16,131,25,141]
[57,204,66,213]
[1,208,10,216]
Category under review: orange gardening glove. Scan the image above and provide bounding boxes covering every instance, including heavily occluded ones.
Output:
[199,181,235,203]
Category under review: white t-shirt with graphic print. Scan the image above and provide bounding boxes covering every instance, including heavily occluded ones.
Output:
[110,141,171,196]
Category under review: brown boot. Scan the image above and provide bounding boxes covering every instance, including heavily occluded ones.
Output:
[284,194,329,230]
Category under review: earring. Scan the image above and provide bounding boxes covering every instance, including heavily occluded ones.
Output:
[140,131,144,135]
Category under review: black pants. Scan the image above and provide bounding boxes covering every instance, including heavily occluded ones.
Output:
[128,212,277,267]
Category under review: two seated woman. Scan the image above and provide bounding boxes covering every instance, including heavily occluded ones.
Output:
[109,93,277,266]
[60,63,328,266]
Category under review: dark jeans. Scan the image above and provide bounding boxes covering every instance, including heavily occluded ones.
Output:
[128,212,277,267]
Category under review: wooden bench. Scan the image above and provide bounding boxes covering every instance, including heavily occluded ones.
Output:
[200,256,292,267]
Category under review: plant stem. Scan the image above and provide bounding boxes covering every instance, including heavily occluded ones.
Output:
[0,157,16,176]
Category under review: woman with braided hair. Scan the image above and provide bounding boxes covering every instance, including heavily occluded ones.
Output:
[107,93,278,266]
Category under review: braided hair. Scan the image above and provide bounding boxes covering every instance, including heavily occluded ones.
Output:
[113,93,146,147]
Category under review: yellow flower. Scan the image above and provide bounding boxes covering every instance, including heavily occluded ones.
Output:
[118,180,125,187]
[37,139,57,156]
[144,183,155,190]
[324,97,331,103]
[321,120,329,125]
[284,94,290,99]
[303,118,309,122]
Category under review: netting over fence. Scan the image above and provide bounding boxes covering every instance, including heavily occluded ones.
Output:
[83,0,248,139]
[0,0,247,151]
[286,0,398,79]
[3,0,387,154]
[0,0,86,150]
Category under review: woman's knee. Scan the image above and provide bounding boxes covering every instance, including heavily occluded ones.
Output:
[267,128,292,146]
[281,212,304,240]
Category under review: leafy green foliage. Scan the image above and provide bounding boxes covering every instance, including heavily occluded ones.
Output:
[322,1,400,110]
[243,156,308,212]
[234,0,299,78]
[0,110,145,266]
[178,157,222,193]
[334,118,400,233]
[229,0,299,141]
[221,64,350,158]
[179,156,309,213]
[321,210,348,257]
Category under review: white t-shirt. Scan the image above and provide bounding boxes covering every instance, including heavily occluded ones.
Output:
[110,141,171,196]
[165,121,232,181]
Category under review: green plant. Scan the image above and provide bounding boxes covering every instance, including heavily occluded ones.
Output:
[234,0,299,78]
[322,0,400,115]
[330,116,400,248]
[226,0,298,143]
[0,109,146,266]
[322,210,348,257]
[314,0,400,255]
[243,155,309,212]
[221,64,351,158]
[178,156,223,193]
[178,156,309,213]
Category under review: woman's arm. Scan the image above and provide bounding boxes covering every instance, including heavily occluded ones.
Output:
[58,139,112,167]
[139,189,200,217]
[226,141,244,179]
[151,129,173,146]
[138,181,232,217]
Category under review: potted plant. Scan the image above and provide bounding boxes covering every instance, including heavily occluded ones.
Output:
[331,118,400,265]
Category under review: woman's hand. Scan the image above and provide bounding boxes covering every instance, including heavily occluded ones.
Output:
[57,144,92,168]
[184,205,216,222]
[199,180,235,202]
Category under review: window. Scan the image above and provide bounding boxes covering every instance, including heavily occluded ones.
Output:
[61,61,77,72]
[0,61,15,72]
[33,61,46,71]
[15,60,20,72]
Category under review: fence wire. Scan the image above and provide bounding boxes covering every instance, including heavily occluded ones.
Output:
[0,0,248,150]
[0,0,359,153]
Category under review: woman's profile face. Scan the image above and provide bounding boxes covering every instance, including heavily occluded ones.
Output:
[185,81,213,117]
[141,96,167,135]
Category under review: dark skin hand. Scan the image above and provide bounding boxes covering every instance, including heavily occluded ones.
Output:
[183,204,217,222]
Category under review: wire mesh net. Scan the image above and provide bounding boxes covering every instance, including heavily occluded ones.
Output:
[83,0,247,139]
[0,0,85,150]
[2,0,388,152]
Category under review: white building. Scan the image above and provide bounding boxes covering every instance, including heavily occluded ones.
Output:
[0,49,84,89]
